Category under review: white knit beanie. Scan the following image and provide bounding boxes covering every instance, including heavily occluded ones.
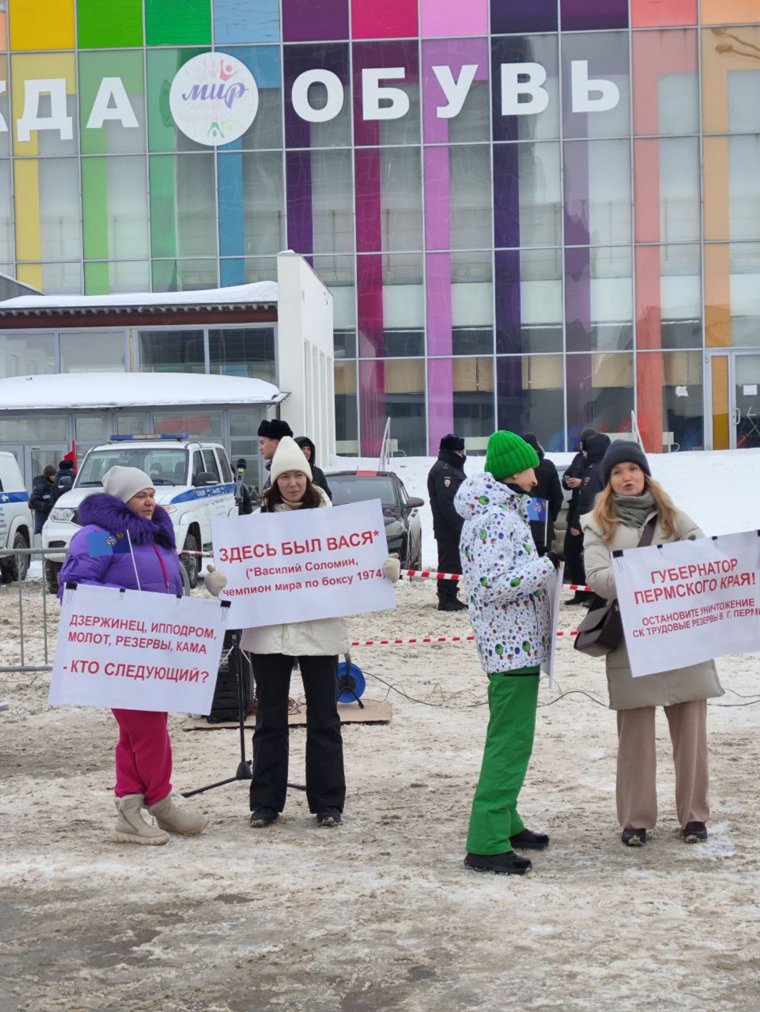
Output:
[270,436,313,484]
[102,465,154,503]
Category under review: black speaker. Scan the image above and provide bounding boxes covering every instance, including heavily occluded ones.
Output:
[208,630,253,723]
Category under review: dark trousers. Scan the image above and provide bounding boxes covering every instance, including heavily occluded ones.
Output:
[563,526,586,586]
[250,653,346,814]
[436,535,462,602]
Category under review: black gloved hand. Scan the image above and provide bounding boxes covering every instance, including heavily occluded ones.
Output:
[546,550,563,570]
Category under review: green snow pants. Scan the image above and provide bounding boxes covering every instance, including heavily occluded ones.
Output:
[466,667,540,855]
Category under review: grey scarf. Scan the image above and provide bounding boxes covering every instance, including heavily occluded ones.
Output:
[612,490,656,530]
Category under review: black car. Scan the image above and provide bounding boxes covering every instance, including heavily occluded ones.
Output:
[327,471,424,569]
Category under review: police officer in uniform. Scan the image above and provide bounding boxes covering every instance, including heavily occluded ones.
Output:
[427,434,467,611]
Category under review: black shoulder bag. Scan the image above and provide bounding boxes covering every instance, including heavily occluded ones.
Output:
[574,516,657,658]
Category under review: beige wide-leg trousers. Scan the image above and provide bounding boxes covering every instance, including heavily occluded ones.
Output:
[616,699,709,831]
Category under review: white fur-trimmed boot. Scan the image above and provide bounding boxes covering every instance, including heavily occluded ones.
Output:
[147,794,209,836]
[113,794,170,845]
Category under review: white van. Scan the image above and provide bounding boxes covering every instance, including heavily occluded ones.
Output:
[42,435,238,592]
[0,451,32,583]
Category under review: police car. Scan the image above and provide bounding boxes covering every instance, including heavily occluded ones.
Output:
[42,435,238,592]
[0,451,32,584]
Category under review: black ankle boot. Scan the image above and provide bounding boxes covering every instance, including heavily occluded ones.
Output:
[464,851,532,875]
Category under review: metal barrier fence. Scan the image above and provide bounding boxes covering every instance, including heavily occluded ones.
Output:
[1,547,58,673]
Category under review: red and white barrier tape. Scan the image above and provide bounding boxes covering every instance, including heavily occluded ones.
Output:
[401,568,593,594]
[350,630,579,647]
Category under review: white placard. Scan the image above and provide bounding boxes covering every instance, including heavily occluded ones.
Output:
[541,563,564,688]
[613,530,760,677]
[50,585,229,713]
[742,384,757,396]
[212,500,395,627]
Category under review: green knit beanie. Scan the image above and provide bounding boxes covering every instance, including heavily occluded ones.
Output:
[485,430,540,481]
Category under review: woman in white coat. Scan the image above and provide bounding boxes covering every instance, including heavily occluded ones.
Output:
[581,442,723,847]
[239,437,398,830]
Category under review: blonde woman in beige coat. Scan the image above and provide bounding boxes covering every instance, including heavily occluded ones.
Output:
[580,441,723,848]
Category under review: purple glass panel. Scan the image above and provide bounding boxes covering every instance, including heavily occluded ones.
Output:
[491,0,558,34]
[282,0,348,41]
[491,35,559,143]
[427,358,455,455]
[422,38,489,144]
[286,150,313,255]
[564,247,591,353]
[357,254,384,358]
[424,148,451,251]
[495,357,526,431]
[495,250,523,354]
[565,354,593,433]
[283,44,350,148]
[352,41,419,147]
[493,144,520,249]
[561,32,630,140]
[563,142,589,246]
[561,0,627,31]
[355,149,382,253]
[426,253,453,357]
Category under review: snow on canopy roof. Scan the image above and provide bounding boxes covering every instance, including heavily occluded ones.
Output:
[0,282,278,314]
[0,372,283,411]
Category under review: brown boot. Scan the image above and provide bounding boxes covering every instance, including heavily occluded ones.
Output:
[147,794,209,836]
[113,794,170,846]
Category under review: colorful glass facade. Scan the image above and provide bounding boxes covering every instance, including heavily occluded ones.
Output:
[2,1,760,454]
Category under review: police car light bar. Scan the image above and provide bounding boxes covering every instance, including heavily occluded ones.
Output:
[108,433,190,442]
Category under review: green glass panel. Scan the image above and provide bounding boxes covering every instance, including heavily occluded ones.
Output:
[77,0,143,48]
[147,48,204,152]
[81,158,109,259]
[145,0,211,46]
[79,50,145,155]
[84,261,110,295]
[149,156,179,258]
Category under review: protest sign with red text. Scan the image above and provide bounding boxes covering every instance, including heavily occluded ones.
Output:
[211,499,395,627]
[50,585,228,712]
[612,530,760,677]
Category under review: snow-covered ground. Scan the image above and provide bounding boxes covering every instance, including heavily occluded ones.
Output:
[1,447,759,1009]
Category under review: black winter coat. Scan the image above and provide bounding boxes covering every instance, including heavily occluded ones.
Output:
[427,450,466,540]
[295,436,332,500]
[563,450,587,528]
[528,455,564,554]
[48,462,76,508]
[29,474,55,534]
[577,433,612,519]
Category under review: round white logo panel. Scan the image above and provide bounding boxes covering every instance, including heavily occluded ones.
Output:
[169,53,258,146]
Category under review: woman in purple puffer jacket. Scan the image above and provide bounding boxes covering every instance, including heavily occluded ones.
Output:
[59,465,209,846]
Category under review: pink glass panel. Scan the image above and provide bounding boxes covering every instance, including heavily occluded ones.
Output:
[351,0,417,40]
[631,0,696,26]
[420,0,488,37]
[422,37,489,143]
[427,358,455,454]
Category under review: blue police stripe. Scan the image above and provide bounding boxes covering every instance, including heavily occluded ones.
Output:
[0,491,30,504]
[169,482,235,505]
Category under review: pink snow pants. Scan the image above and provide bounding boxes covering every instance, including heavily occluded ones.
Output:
[112,709,173,806]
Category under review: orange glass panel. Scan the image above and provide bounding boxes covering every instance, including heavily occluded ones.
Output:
[703,137,730,242]
[702,25,760,133]
[632,0,696,28]
[8,0,75,50]
[0,12,7,49]
[702,0,760,24]
[704,245,732,348]
[710,355,730,449]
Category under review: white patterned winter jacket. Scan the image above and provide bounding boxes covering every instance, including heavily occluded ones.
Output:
[455,472,556,674]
